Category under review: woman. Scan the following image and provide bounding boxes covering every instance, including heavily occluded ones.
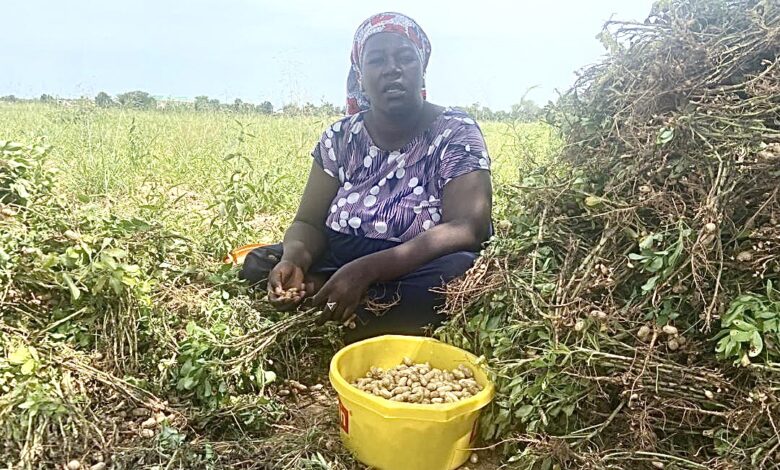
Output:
[240,12,492,343]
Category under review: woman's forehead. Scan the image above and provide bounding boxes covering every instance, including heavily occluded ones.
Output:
[363,32,416,55]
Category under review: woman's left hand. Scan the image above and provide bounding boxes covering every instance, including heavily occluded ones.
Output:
[311,260,376,325]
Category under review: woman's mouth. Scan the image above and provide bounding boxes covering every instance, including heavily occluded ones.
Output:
[383,83,407,97]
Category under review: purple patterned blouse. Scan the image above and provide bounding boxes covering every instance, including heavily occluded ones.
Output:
[312,107,490,242]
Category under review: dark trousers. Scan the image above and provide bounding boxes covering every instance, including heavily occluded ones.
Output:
[239,229,476,343]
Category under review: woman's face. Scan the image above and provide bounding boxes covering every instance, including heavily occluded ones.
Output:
[361,32,424,117]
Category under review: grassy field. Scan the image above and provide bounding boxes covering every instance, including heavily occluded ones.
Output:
[0,101,560,469]
[1,102,558,251]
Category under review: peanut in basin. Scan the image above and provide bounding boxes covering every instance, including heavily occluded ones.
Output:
[351,356,484,404]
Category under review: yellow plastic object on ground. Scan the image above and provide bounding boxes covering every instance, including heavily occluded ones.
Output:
[329,335,494,470]
[223,243,269,265]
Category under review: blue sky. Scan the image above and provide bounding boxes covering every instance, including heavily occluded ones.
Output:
[1,0,655,110]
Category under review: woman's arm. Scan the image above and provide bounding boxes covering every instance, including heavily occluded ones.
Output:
[267,161,338,308]
[280,161,339,270]
[360,170,491,280]
[312,170,491,321]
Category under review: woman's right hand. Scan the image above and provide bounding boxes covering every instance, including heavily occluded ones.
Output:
[267,260,308,311]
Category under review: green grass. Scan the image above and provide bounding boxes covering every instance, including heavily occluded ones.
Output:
[1,101,560,251]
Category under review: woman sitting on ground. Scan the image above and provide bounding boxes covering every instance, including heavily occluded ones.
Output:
[240,12,492,343]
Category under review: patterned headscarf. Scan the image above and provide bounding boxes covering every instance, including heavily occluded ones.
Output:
[347,12,432,115]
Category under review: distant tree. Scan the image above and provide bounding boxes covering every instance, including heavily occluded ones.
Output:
[257,101,273,115]
[194,96,209,110]
[458,101,541,122]
[493,110,510,121]
[40,94,54,103]
[232,98,256,113]
[116,90,155,109]
[95,91,114,108]
[510,99,541,122]
[461,103,495,121]
[194,95,223,111]
[0,95,18,102]
[281,103,301,115]
[317,102,341,116]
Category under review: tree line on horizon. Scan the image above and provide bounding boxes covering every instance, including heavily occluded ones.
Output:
[0,91,543,122]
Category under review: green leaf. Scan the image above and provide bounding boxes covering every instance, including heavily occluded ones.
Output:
[8,347,31,365]
[515,404,534,419]
[657,127,675,145]
[639,235,655,250]
[752,446,766,465]
[748,331,763,357]
[180,376,195,390]
[755,308,778,320]
[730,330,753,342]
[102,255,118,270]
[103,247,128,259]
[41,254,59,269]
[109,277,123,295]
[725,339,739,358]
[17,399,35,410]
[668,236,685,267]
[723,303,747,326]
[62,273,81,301]
[263,370,277,385]
[642,275,659,292]
[584,196,602,207]
[647,257,664,273]
[93,276,107,294]
[21,359,36,375]
[732,319,757,332]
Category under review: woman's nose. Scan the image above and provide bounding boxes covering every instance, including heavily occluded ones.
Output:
[383,57,402,75]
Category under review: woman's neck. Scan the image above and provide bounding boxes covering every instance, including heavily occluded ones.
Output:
[364,102,434,151]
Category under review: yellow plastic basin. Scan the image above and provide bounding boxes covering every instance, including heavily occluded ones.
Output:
[329,335,494,470]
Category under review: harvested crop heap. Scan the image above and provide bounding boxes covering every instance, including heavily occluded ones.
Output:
[441,0,780,468]
[351,357,483,404]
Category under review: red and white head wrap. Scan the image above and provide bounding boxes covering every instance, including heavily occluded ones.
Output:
[346,12,431,115]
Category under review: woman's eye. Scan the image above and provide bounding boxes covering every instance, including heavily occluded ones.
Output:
[367,57,384,65]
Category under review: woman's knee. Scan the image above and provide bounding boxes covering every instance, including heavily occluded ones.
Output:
[238,244,283,288]
[401,250,477,285]
[436,251,478,279]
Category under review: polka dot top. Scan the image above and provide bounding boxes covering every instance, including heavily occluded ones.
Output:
[312,107,491,242]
